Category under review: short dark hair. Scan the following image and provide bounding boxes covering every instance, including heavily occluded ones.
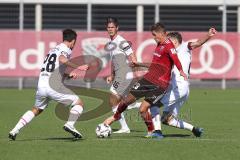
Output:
[62,29,77,42]
[106,17,119,27]
[167,32,182,44]
[151,22,166,33]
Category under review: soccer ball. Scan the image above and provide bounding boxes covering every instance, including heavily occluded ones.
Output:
[95,123,112,138]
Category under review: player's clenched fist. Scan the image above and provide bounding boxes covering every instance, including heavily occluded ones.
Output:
[208,27,217,37]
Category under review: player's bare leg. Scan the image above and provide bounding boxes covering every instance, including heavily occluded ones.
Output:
[9,107,43,140]
[138,101,154,135]
[104,93,136,126]
[109,93,130,133]
[139,101,163,139]
[63,99,84,139]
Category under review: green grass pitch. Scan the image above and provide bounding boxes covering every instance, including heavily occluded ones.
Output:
[0,88,240,160]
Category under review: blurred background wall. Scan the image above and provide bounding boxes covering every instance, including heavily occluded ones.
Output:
[0,0,240,89]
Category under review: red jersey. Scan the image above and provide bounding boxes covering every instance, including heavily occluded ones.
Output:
[144,38,183,89]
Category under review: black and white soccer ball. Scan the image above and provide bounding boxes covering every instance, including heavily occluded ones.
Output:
[96,123,112,138]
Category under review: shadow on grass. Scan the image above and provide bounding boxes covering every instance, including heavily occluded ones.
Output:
[130,134,191,139]
[163,134,191,138]
[13,137,85,142]
[112,128,144,133]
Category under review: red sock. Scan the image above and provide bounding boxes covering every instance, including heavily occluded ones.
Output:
[113,102,128,120]
[141,111,154,132]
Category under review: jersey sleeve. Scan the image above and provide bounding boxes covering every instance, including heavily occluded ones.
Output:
[121,41,133,56]
[168,43,183,72]
[60,51,69,58]
[60,47,71,58]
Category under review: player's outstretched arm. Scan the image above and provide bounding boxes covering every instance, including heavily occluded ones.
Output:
[190,27,217,50]
[59,55,89,71]
[131,62,150,68]
[129,53,137,65]
[59,55,89,79]
[128,53,150,68]
[128,52,148,68]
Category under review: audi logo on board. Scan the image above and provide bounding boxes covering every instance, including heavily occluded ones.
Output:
[136,39,235,75]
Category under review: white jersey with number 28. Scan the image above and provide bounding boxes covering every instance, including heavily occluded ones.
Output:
[38,43,72,88]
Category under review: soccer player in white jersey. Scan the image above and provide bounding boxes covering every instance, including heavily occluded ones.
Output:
[105,17,142,133]
[9,29,89,140]
[150,27,217,138]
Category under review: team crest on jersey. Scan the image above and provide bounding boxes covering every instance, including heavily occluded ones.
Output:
[133,82,140,89]
[170,48,177,54]
[159,46,164,52]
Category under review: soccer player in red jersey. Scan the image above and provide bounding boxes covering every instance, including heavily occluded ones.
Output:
[103,22,187,138]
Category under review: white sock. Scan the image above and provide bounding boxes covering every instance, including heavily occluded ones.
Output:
[66,105,83,127]
[152,114,162,131]
[112,106,129,130]
[11,110,35,133]
[127,102,141,109]
[168,118,194,131]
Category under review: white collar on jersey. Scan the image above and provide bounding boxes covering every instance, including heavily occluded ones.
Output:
[110,34,120,42]
[59,43,72,53]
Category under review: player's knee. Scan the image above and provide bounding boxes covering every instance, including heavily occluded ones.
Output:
[161,112,172,125]
[109,94,121,107]
[32,107,43,116]
[139,100,150,114]
[139,107,148,114]
[75,99,84,107]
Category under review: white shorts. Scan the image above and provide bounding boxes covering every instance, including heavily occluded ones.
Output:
[110,76,135,97]
[161,82,189,117]
[34,85,79,110]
